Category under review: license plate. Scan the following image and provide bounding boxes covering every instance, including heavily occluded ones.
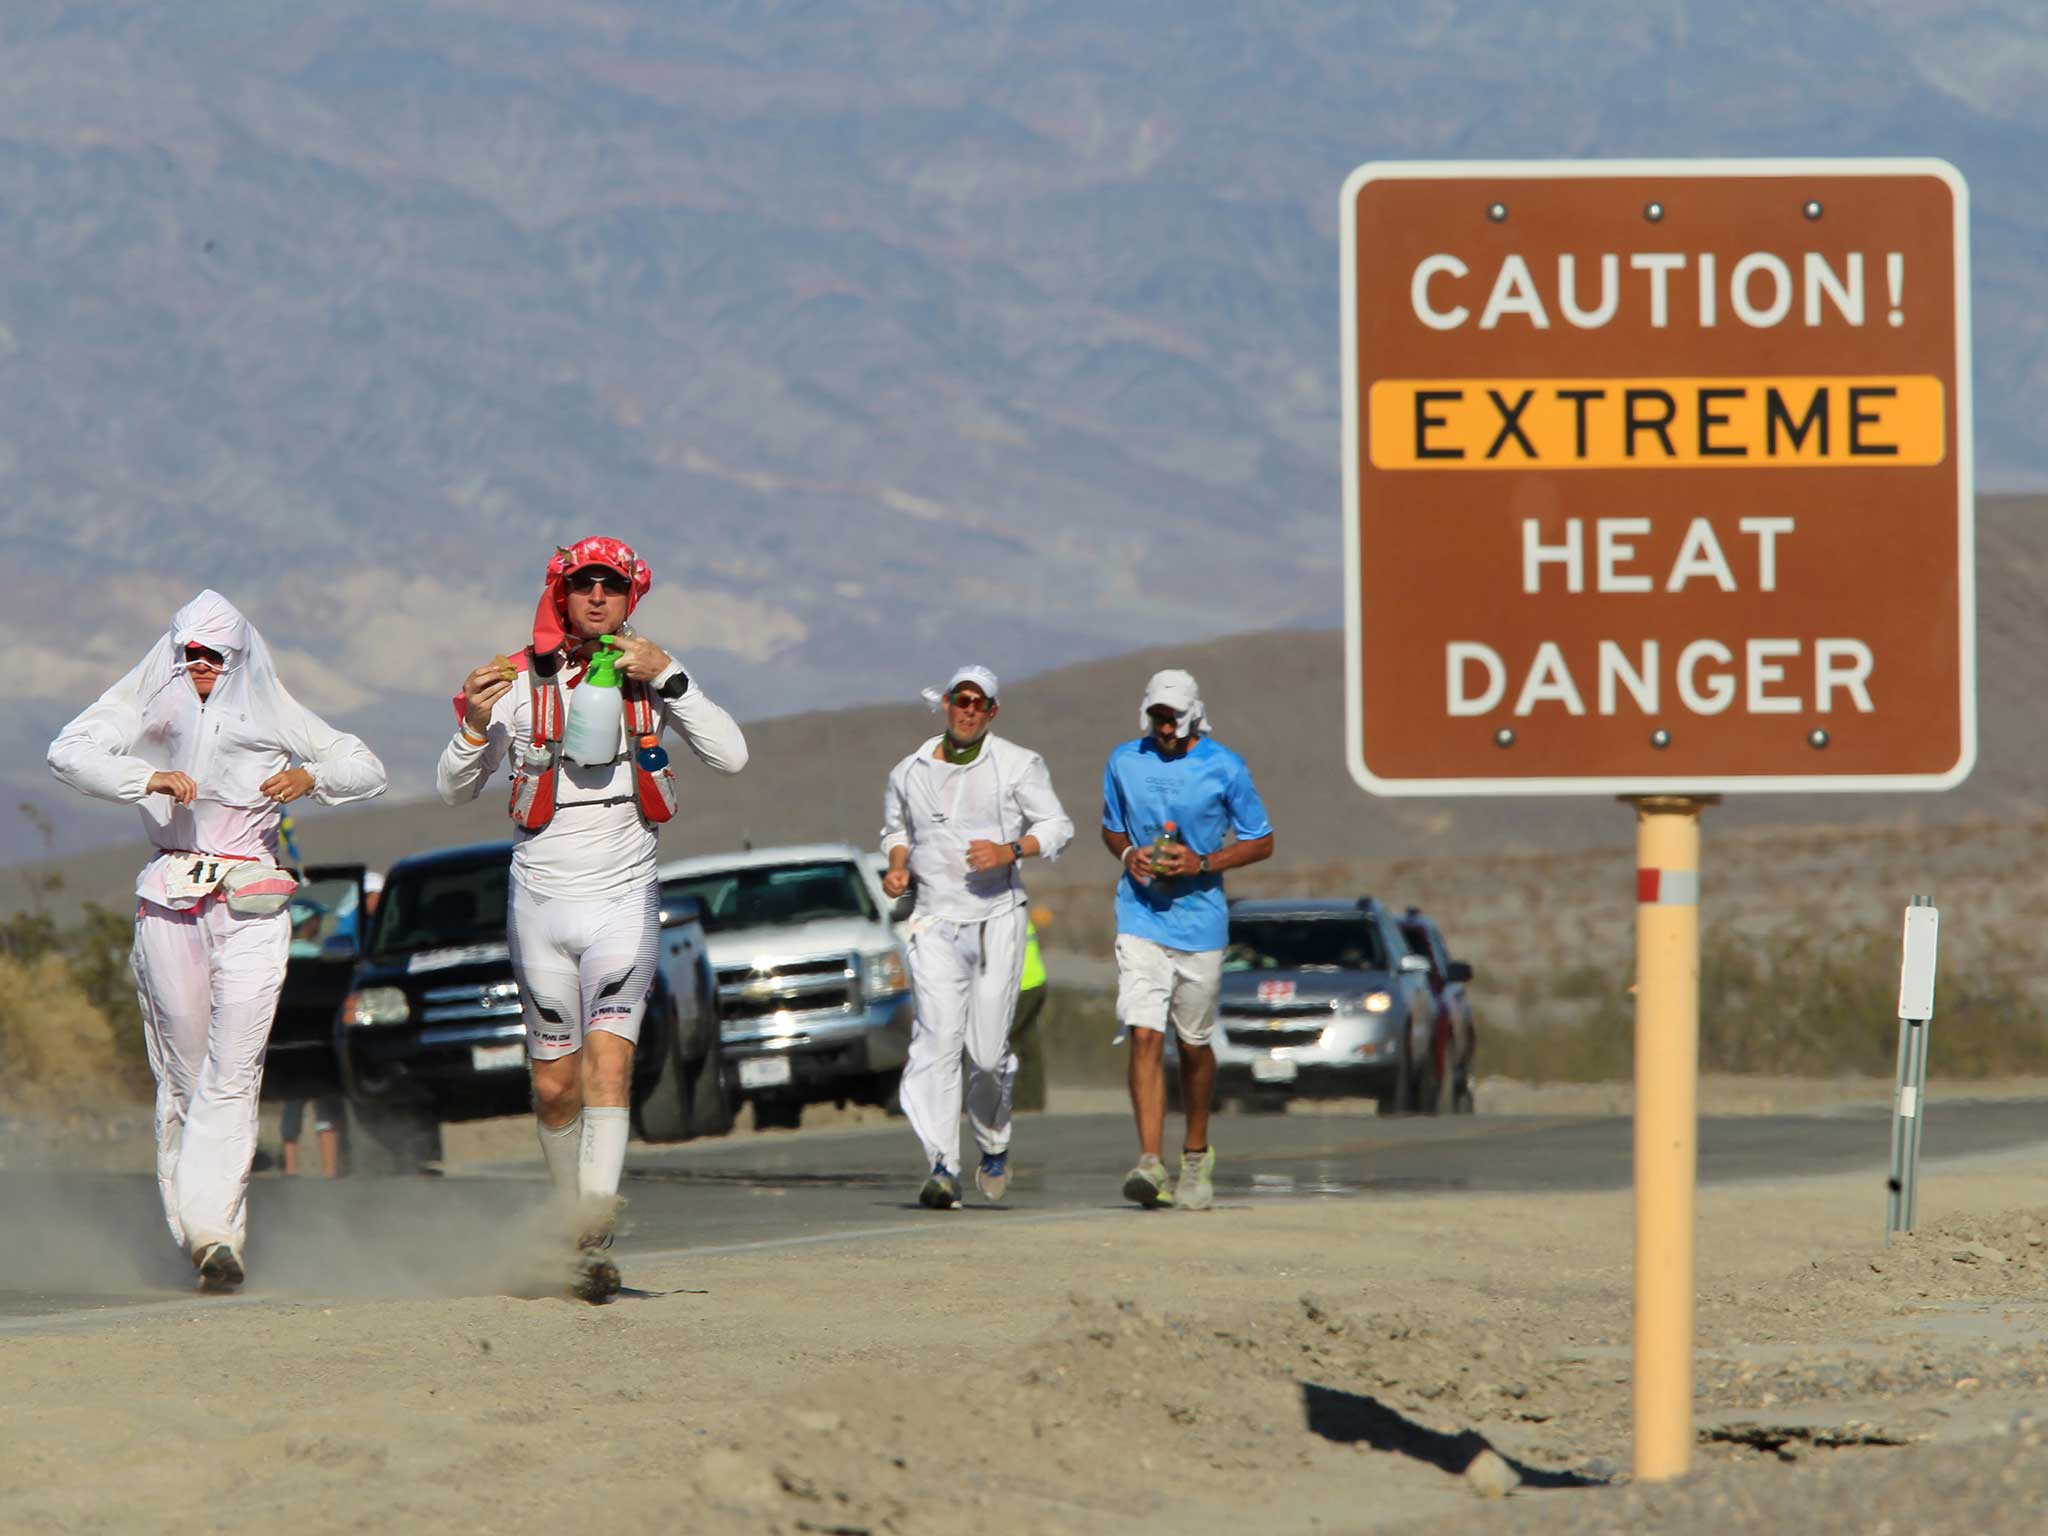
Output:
[738,1056,793,1090]
[471,1042,525,1072]
[1250,1056,1299,1084]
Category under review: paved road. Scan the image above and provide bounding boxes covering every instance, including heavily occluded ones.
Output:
[4,1099,2044,1326]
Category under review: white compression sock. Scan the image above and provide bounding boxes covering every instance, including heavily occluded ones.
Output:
[579,1106,631,1203]
[538,1114,582,1198]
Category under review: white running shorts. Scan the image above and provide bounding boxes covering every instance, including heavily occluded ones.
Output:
[1114,933,1224,1047]
[506,877,660,1060]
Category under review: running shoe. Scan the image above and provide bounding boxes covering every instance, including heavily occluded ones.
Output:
[919,1161,961,1210]
[576,1194,625,1252]
[1176,1145,1216,1212]
[194,1242,245,1294]
[1121,1154,1174,1209]
[976,1150,1009,1203]
[572,1252,621,1305]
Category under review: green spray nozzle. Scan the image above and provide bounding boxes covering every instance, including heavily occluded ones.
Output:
[586,636,624,688]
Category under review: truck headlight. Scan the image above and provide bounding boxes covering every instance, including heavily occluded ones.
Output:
[863,947,910,1001]
[1359,991,1394,1014]
[340,987,411,1027]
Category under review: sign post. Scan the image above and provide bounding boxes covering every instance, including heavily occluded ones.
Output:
[1887,895,1941,1239]
[1341,159,1973,1481]
[1629,793,1712,1478]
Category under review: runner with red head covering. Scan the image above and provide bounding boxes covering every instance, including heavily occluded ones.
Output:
[438,537,748,1302]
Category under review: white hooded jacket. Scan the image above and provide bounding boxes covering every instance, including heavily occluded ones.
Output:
[47,590,388,905]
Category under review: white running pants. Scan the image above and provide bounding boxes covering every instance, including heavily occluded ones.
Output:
[130,897,291,1254]
[899,905,1029,1175]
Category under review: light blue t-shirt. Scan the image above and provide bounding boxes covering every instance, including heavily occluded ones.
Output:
[1102,735,1272,952]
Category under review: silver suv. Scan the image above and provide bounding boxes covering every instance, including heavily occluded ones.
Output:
[1210,897,1440,1115]
[656,844,913,1130]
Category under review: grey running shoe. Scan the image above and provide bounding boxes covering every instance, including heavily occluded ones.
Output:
[1176,1145,1216,1211]
[1121,1154,1175,1209]
[976,1150,1009,1203]
[194,1243,245,1294]
[919,1161,961,1209]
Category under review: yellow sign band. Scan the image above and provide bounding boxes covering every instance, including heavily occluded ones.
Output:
[1368,375,1945,470]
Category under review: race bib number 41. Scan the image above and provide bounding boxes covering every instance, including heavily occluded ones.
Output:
[164,856,228,901]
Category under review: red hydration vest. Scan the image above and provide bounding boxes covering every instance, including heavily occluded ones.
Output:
[506,648,678,831]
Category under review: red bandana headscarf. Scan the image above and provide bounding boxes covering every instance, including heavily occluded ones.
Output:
[530,535,653,655]
[452,536,654,724]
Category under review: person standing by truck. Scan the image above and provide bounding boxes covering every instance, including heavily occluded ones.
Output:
[438,536,748,1302]
[46,590,388,1292]
[1101,669,1274,1211]
[881,666,1073,1208]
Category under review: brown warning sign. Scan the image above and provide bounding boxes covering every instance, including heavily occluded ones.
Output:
[1341,159,1973,796]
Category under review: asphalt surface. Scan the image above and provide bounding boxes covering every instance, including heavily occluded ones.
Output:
[4,1099,2045,1326]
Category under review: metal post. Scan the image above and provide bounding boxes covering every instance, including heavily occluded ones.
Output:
[1888,896,1940,1238]
[1903,1020,1929,1229]
[1886,1017,1913,1240]
[1627,794,1713,1483]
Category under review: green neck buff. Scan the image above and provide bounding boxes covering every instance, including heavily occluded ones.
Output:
[942,734,985,765]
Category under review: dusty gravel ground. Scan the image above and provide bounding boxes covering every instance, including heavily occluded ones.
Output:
[4,1109,2047,1534]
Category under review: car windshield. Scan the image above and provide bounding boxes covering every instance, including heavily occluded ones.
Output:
[369,860,510,957]
[287,876,363,961]
[1224,916,1388,973]
[661,861,877,933]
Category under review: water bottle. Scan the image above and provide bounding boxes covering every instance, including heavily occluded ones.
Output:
[1150,821,1181,894]
[561,637,626,766]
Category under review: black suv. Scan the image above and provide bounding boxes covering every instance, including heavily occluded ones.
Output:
[267,863,373,1104]
[334,842,729,1169]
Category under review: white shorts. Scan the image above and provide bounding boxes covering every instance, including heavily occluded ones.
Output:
[506,877,661,1060]
[1114,934,1224,1047]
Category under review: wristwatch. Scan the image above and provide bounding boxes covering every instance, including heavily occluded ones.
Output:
[1009,840,1025,862]
[657,667,692,700]
[1198,853,1211,874]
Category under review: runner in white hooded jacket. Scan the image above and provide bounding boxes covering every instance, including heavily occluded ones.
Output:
[46,590,387,1292]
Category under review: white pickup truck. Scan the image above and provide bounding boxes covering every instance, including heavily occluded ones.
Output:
[656,843,914,1130]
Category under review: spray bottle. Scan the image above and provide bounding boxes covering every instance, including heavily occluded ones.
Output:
[562,636,626,766]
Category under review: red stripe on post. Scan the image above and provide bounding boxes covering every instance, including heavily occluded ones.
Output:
[1637,868,1661,904]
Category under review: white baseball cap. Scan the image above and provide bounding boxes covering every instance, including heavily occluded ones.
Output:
[922,664,999,711]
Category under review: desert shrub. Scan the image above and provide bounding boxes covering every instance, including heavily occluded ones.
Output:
[0,952,149,1110]
[0,900,149,1103]
[1489,922,2048,1083]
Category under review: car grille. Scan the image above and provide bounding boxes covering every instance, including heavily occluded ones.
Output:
[1225,1025,1327,1049]
[717,954,856,1027]
[420,980,523,1024]
[1229,1000,1337,1019]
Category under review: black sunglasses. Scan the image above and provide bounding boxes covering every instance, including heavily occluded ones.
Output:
[566,570,632,596]
[948,691,993,713]
[183,644,225,669]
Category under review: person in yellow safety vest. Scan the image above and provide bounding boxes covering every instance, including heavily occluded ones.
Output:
[1011,915,1050,1112]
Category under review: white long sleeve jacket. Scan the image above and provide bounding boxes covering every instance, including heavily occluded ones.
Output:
[881,733,1073,923]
